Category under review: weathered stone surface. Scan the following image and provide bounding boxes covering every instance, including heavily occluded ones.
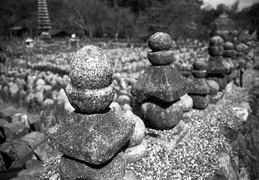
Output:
[208,46,224,56]
[20,132,45,149]
[123,110,146,147]
[222,50,237,59]
[17,162,49,178]
[180,94,193,112]
[207,80,220,95]
[225,70,237,83]
[0,140,33,164]
[207,75,228,91]
[209,92,224,104]
[66,83,115,114]
[3,121,28,139]
[218,152,238,180]
[209,36,224,46]
[132,65,188,103]
[47,110,134,165]
[188,78,210,95]
[117,94,131,106]
[193,60,207,70]
[125,140,147,163]
[12,113,30,128]
[34,141,61,163]
[147,50,175,65]
[110,102,122,112]
[235,43,247,53]
[190,94,209,110]
[69,45,113,89]
[192,70,207,78]
[223,41,234,50]
[148,32,172,52]
[123,169,138,180]
[141,100,184,130]
[207,57,233,75]
[0,106,22,122]
[59,153,126,180]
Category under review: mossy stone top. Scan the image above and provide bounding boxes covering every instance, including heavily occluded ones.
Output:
[69,45,113,90]
[148,32,172,52]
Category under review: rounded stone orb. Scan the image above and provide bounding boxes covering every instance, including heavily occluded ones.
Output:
[66,83,115,114]
[148,32,172,52]
[147,50,175,65]
[69,45,113,90]
[193,59,207,70]
[209,36,224,47]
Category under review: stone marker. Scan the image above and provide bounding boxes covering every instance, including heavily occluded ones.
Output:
[206,36,233,91]
[132,32,191,130]
[189,59,210,109]
[47,45,135,180]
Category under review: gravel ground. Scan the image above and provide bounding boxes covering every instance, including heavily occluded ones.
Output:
[41,84,249,180]
[127,84,249,180]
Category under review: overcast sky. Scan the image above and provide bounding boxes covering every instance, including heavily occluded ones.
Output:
[203,0,259,10]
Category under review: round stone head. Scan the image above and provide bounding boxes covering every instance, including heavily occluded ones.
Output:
[66,45,115,114]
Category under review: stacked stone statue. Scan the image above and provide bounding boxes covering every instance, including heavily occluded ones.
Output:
[47,45,135,180]
[206,36,234,91]
[132,32,192,130]
[222,41,237,83]
[188,60,210,109]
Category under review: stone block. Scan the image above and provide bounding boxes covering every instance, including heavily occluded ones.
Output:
[59,153,126,180]
[66,83,115,114]
[190,94,209,110]
[47,110,134,165]
[125,140,147,163]
[208,46,224,56]
[34,141,61,164]
[20,132,45,149]
[141,99,184,130]
[188,78,210,95]
[132,65,188,103]
[192,70,207,78]
[0,139,33,164]
[0,106,20,122]
[3,121,28,140]
[147,50,175,65]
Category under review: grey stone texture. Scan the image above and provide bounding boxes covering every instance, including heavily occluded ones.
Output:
[48,110,134,165]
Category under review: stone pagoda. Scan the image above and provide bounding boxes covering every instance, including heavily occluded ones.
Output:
[47,45,135,180]
[206,36,234,91]
[132,32,192,130]
[188,59,210,109]
[38,0,51,39]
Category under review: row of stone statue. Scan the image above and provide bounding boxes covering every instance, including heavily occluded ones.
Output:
[47,32,250,180]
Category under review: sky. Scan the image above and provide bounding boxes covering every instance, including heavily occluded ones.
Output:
[203,0,259,10]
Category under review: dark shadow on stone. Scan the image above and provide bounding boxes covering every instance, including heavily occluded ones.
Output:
[0,127,6,144]
[0,152,14,169]
[62,148,121,169]
[73,107,111,115]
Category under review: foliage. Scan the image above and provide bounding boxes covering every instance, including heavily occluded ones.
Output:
[0,0,258,40]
